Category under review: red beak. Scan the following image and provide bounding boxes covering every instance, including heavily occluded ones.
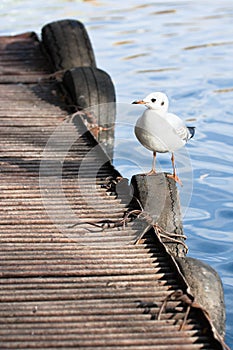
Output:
[132,100,146,104]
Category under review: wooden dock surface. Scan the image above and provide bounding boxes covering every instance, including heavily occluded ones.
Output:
[0,32,223,349]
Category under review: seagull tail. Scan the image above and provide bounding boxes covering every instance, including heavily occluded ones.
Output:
[187,126,195,139]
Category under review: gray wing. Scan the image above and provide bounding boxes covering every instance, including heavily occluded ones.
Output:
[136,110,186,152]
[165,113,191,142]
[176,125,190,141]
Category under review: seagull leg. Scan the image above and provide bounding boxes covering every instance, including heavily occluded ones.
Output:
[167,153,183,186]
[147,151,157,176]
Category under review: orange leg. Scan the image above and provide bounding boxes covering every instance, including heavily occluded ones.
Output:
[147,151,157,175]
[167,153,183,186]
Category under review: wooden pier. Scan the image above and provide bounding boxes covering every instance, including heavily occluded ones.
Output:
[0,26,227,349]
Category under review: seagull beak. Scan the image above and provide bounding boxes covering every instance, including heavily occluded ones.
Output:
[132,100,146,104]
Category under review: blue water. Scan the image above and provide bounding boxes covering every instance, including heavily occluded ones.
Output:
[1,0,233,346]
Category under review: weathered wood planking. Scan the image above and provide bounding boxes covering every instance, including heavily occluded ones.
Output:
[0,32,223,349]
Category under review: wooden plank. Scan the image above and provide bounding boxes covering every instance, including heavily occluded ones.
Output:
[0,32,224,350]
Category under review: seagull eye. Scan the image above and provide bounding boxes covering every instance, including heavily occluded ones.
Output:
[151,98,156,103]
[161,101,165,106]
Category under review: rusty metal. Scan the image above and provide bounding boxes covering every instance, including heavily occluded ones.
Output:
[0,32,227,349]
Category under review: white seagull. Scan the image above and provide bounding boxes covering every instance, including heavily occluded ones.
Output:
[132,92,195,185]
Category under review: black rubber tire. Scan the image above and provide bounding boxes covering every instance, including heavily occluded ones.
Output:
[63,66,116,126]
[175,256,226,337]
[63,66,116,158]
[41,19,96,71]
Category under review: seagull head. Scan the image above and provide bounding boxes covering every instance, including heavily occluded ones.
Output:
[132,92,169,113]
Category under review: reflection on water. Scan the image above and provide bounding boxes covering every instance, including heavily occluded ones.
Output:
[1,0,233,346]
[183,41,233,51]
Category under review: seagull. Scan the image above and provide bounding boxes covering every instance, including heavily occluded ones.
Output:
[132,92,195,185]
